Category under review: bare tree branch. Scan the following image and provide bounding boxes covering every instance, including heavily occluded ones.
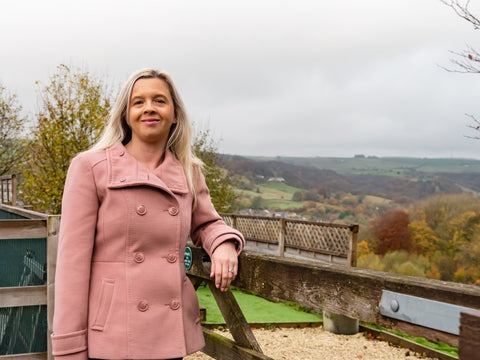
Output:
[465,113,480,139]
[440,0,480,73]
[440,0,480,29]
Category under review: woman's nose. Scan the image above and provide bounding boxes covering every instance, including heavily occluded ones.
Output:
[143,101,154,112]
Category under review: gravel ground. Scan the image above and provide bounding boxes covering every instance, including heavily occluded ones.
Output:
[184,326,438,360]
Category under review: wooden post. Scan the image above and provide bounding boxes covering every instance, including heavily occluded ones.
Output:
[277,218,285,256]
[11,175,16,207]
[47,216,60,360]
[232,214,237,229]
[207,282,263,353]
[459,309,480,360]
[1,178,4,204]
[348,224,359,267]
[325,224,360,335]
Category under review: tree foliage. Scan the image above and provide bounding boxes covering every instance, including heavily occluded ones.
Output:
[371,209,412,255]
[21,65,111,213]
[193,128,238,213]
[0,84,26,175]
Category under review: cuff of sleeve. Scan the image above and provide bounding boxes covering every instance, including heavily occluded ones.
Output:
[51,329,87,356]
[210,233,244,256]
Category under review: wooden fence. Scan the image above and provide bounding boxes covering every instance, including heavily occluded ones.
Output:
[220,213,359,266]
[0,176,16,207]
[1,205,479,359]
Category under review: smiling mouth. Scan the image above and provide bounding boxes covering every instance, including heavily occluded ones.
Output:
[141,119,160,124]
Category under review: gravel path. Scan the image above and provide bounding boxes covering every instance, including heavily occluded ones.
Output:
[185,326,438,360]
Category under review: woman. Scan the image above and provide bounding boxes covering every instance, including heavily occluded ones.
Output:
[51,69,244,360]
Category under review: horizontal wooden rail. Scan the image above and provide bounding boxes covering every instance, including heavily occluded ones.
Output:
[0,204,48,220]
[202,329,273,360]
[0,220,47,240]
[0,285,47,308]
[187,247,480,347]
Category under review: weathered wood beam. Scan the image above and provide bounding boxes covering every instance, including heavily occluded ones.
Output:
[0,204,48,220]
[459,310,480,360]
[47,216,60,360]
[0,285,47,308]
[0,220,47,239]
[206,281,263,353]
[202,329,274,360]
[187,247,480,347]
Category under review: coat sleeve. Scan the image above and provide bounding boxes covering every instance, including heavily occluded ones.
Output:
[51,154,99,360]
[190,168,244,257]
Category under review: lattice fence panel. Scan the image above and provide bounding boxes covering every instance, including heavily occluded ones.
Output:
[234,217,279,243]
[285,222,350,256]
[221,214,234,228]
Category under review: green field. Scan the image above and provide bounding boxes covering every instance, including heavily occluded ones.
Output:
[239,182,305,210]
[196,285,322,324]
[250,156,480,176]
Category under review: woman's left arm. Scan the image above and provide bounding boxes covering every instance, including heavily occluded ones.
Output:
[190,169,244,291]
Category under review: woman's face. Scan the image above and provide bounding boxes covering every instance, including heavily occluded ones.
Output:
[127,78,176,147]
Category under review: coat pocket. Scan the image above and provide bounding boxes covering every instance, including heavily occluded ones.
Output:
[91,278,115,331]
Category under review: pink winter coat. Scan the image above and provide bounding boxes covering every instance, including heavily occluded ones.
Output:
[51,142,244,360]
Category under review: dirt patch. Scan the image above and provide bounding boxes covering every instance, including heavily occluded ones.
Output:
[185,326,438,360]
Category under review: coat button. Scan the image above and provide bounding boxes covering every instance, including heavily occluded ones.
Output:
[169,299,180,310]
[134,252,145,263]
[120,177,126,182]
[168,207,179,216]
[167,253,177,263]
[137,300,149,312]
[136,205,147,215]
[119,150,125,156]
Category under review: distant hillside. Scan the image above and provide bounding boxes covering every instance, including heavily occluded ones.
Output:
[251,156,480,175]
[219,155,478,202]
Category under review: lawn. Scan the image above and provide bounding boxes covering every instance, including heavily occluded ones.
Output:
[196,285,322,324]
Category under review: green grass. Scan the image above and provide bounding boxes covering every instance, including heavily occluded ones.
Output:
[196,285,322,324]
[364,323,458,357]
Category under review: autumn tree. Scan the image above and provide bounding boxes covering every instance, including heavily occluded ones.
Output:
[371,209,412,255]
[0,84,26,175]
[21,65,111,213]
[409,194,480,282]
[193,128,238,212]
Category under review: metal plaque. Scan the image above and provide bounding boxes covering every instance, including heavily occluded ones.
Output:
[379,290,477,335]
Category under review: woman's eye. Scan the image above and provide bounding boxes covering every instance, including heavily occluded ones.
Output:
[156,99,165,104]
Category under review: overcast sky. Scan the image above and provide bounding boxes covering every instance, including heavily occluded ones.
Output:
[1,0,480,159]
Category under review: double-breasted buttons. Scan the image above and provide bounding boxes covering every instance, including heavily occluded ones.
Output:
[134,252,145,263]
[168,207,179,216]
[169,299,181,310]
[167,253,177,263]
[137,300,149,312]
[136,205,147,216]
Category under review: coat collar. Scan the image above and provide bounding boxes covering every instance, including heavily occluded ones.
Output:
[106,142,189,195]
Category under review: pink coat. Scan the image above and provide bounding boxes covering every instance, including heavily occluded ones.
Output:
[51,143,244,360]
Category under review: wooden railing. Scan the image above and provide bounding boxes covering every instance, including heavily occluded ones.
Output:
[0,204,58,360]
[1,205,479,359]
[0,175,16,207]
[220,213,358,266]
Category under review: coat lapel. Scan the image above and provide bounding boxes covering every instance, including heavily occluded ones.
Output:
[106,143,189,195]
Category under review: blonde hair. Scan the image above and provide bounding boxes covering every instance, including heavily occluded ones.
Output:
[91,68,202,203]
